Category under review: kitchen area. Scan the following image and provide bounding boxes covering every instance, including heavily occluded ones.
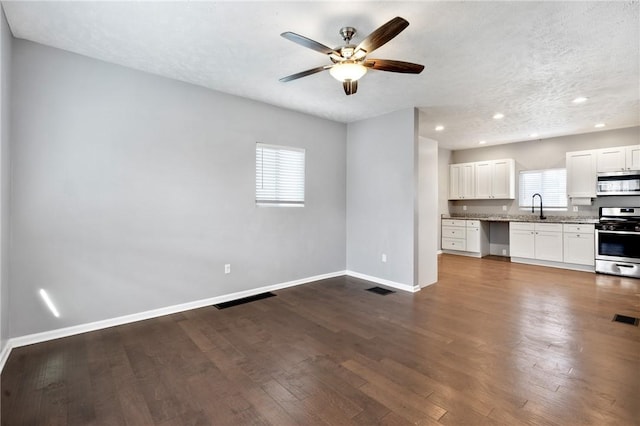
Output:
[439,126,640,278]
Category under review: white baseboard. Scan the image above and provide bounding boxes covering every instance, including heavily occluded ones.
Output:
[510,257,595,273]
[1,269,420,373]
[346,270,420,293]
[0,340,12,372]
[8,270,346,351]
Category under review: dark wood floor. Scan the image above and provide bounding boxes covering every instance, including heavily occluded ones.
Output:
[2,254,640,425]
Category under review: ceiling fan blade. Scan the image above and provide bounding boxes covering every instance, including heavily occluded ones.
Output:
[364,59,425,74]
[356,17,409,55]
[281,32,341,56]
[342,80,358,96]
[280,65,332,82]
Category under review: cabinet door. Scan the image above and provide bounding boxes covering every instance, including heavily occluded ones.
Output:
[492,159,515,199]
[566,151,597,198]
[535,231,563,262]
[449,165,461,200]
[459,163,475,199]
[626,145,640,170]
[510,229,535,258]
[563,233,595,266]
[449,163,476,199]
[597,148,626,172]
[475,162,492,198]
[466,226,480,252]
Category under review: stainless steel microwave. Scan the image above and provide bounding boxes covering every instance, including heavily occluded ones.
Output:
[597,171,640,196]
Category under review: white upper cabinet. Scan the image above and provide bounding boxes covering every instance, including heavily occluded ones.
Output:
[449,163,475,199]
[596,145,640,172]
[626,145,640,170]
[474,162,492,198]
[566,150,597,198]
[596,148,626,172]
[491,159,516,199]
[450,159,514,200]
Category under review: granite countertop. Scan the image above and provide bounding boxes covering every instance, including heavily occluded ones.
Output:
[442,214,599,224]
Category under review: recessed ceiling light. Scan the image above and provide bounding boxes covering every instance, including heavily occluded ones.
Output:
[530,133,539,138]
[493,113,504,120]
[479,140,486,145]
[435,125,444,131]
[595,123,606,128]
[572,97,588,104]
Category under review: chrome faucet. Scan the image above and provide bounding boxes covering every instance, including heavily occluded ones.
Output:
[532,193,546,220]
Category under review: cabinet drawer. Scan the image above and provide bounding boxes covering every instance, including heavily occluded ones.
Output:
[442,238,466,251]
[534,223,562,232]
[563,224,594,234]
[442,227,465,238]
[442,219,466,227]
[466,220,480,227]
[510,222,534,231]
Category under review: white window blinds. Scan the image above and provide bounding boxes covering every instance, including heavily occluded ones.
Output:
[256,143,305,206]
[519,168,567,209]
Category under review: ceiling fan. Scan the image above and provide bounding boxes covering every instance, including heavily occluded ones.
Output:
[279,17,425,95]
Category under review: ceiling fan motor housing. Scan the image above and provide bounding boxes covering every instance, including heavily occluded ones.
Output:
[339,26,356,43]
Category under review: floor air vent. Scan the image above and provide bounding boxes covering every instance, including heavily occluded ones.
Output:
[612,314,639,326]
[366,286,395,296]
[214,292,276,309]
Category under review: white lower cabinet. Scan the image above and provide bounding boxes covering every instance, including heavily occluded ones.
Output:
[509,223,535,258]
[534,223,563,262]
[509,221,594,271]
[442,219,487,257]
[563,224,595,266]
[509,222,562,261]
[466,222,480,253]
[442,219,466,251]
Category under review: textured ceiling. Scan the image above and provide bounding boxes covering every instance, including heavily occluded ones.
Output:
[2,1,639,150]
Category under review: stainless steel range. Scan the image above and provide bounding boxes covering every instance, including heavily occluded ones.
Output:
[595,207,640,278]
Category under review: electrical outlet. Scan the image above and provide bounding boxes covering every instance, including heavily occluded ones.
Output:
[502,249,507,256]
[463,205,467,211]
[502,205,507,211]
[573,206,579,212]
[381,254,387,263]
[224,264,231,274]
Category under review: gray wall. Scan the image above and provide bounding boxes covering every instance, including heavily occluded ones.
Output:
[449,126,640,217]
[10,40,347,337]
[0,6,11,353]
[346,108,418,287]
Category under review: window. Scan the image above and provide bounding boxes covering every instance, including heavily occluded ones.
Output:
[256,143,305,206]
[519,168,567,209]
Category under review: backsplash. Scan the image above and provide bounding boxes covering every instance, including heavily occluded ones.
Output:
[448,195,638,218]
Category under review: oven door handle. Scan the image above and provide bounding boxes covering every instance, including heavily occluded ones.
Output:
[596,229,640,235]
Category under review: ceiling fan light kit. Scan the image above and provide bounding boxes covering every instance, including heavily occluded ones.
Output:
[329,62,367,82]
[280,16,424,95]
